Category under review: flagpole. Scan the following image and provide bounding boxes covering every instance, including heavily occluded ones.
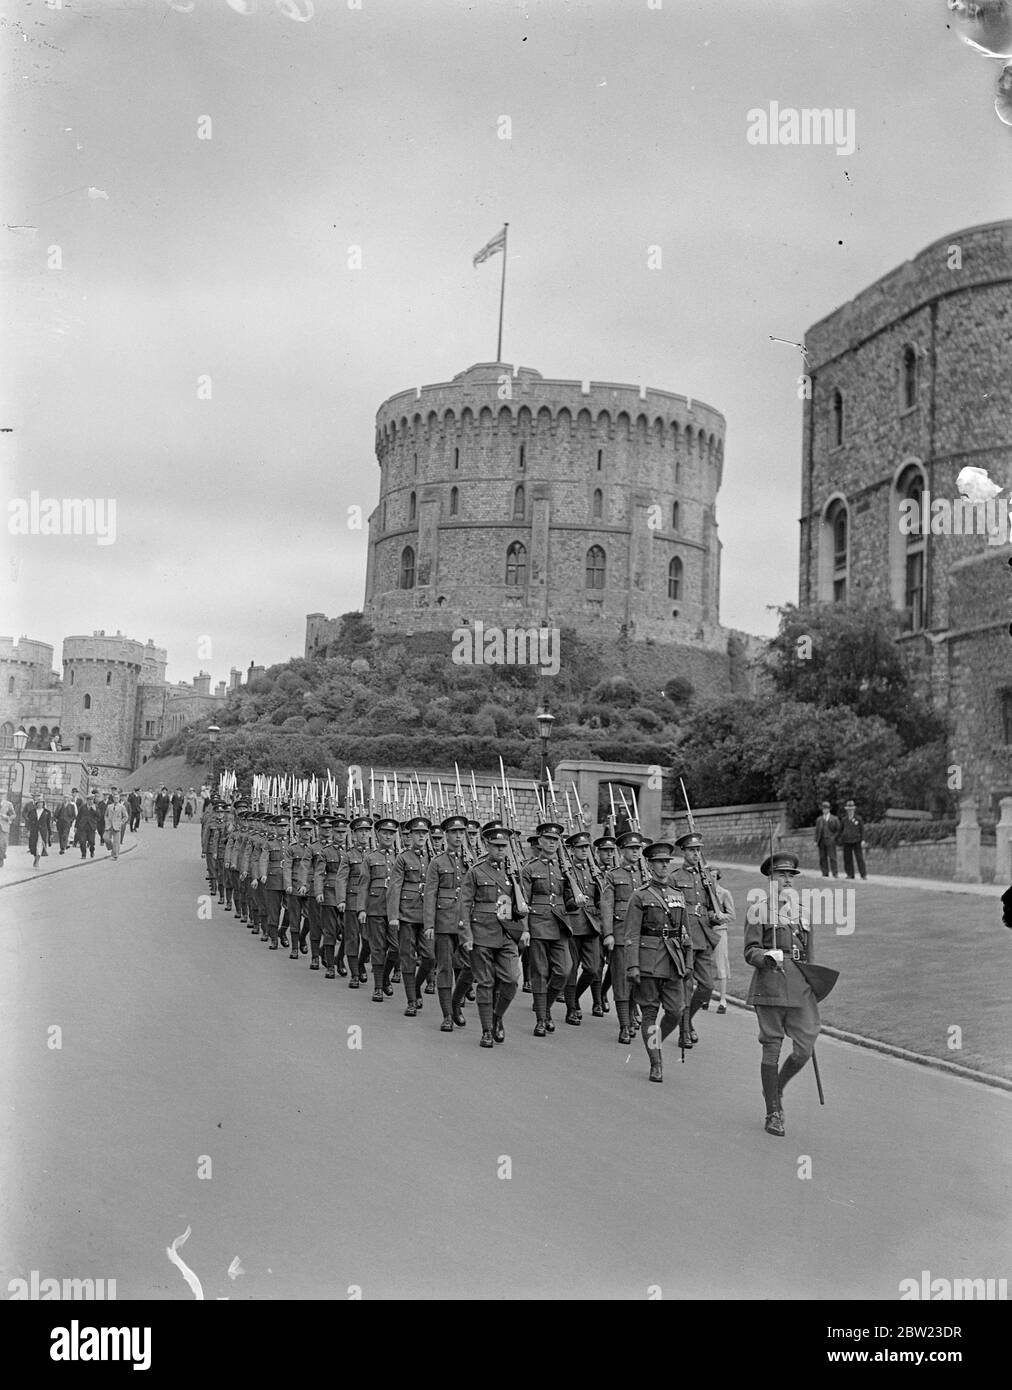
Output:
[496,223,508,362]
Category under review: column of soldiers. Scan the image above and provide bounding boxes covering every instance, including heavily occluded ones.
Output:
[198,793,827,1134]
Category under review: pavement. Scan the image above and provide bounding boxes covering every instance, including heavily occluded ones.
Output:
[1,834,138,887]
[1,822,1010,1300]
[711,860,1006,899]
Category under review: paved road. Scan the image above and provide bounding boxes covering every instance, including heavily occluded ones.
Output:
[2,825,1010,1300]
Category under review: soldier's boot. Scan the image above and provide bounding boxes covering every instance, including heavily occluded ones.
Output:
[615,999,632,1044]
[687,984,710,1039]
[679,1007,694,1050]
[382,955,396,997]
[438,986,454,1031]
[347,953,360,988]
[492,1013,505,1044]
[564,977,579,1020]
[478,997,495,1048]
[533,992,548,1037]
[322,945,335,979]
[278,916,290,947]
[601,962,613,1012]
[299,922,310,955]
[372,961,386,1001]
[590,977,605,1017]
[646,1048,664,1083]
[575,969,595,1016]
[450,977,468,1027]
[335,940,348,976]
[777,1052,808,1113]
[414,961,432,1008]
[761,1064,785,1136]
[544,987,559,1032]
[358,942,370,983]
[403,964,417,1012]
[391,966,402,984]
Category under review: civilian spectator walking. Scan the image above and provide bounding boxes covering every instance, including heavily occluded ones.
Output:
[171,787,184,828]
[95,794,108,843]
[711,868,736,1014]
[0,794,15,867]
[105,791,129,859]
[56,797,77,854]
[75,798,98,858]
[184,788,197,819]
[814,801,841,878]
[155,787,170,827]
[24,797,43,868]
[839,800,868,880]
[127,790,141,832]
[141,789,154,822]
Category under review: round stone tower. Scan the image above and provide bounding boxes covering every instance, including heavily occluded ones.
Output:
[363,362,726,644]
[62,632,144,774]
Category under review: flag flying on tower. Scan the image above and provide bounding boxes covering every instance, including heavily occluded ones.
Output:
[473,226,506,266]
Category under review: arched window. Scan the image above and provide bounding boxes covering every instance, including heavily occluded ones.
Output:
[901,345,918,411]
[0,722,13,750]
[671,501,680,531]
[902,471,925,631]
[592,488,603,520]
[505,542,527,587]
[6,675,13,695]
[667,556,683,600]
[513,484,525,519]
[408,491,416,522]
[449,486,459,517]
[381,500,387,530]
[69,669,74,685]
[818,497,849,602]
[586,545,606,590]
[832,508,848,601]
[518,444,525,471]
[83,694,92,710]
[454,447,459,470]
[413,452,418,475]
[596,449,603,472]
[106,671,112,685]
[399,546,415,590]
[830,389,844,449]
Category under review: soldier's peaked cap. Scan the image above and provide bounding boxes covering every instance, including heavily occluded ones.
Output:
[403,816,431,833]
[374,817,399,833]
[298,817,316,829]
[536,821,565,838]
[566,831,591,848]
[484,827,509,846]
[481,819,505,836]
[594,834,618,850]
[676,831,704,850]
[760,851,800,877]
[644,840,676,861]
[441,814,468,832]
[331,812,350,825]
[349,815,373,832]
[617,831,646,849]
[465,819,481,829]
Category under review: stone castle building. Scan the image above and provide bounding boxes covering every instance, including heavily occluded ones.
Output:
[308,362,760,696]
[0,633,259,779]
[799,219,1012,813]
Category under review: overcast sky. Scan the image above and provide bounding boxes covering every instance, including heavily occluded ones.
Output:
[3,0,1009,684]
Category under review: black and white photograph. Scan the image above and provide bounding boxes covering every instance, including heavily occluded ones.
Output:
[2,0,1010,1348]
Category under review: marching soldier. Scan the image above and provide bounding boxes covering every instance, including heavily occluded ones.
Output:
[562,831,604,1025]
[284,817,317,963]
[744,852,823,1138]
[423,813,472,1031]
[314,816,344,979]
[389,816,435,1016]
[594,833,618,873]
[624,840,693,1082]
[206,803,225,900]
[215,802,235,909]
[460,826,529,1048]
[670,831,722,1045]
[600,830,646,1043]
[239,811,264,932]
[254,814,288,949]
[336,815,373,987]
[330,813,350,976]
[520,821,573,1037]
[363,817,399,1002]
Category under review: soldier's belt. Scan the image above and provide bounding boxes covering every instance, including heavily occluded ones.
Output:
[640,926,679,938]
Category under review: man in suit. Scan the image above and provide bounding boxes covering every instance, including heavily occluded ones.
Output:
[838,799,867,880]
[105,791,129,859]
[814,801,841,878]
[0,794,15,867]
[744,852,822,1137]
[171,787,184,828]
[75,798,98,858]
[55,797,77,853]
[155,787,170,827]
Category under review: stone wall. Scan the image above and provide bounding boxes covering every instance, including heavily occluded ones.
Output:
[661,800,788,848]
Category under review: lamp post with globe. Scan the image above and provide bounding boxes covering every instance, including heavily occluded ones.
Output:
[5,726,29,846]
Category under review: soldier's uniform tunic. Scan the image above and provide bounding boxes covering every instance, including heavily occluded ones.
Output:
[388,846,434,1006]
[215,811,234,906]
[519,856,573,1024]
[744,899,820,1066]
[363,845,398,994]
[423,848,472,1023]
[237,820,259,928]
[460,856,520,1034]
[205,815,225,895]
[335,846,369,981]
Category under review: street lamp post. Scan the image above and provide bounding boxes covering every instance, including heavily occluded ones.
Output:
[207,725,220,803]
[5,726,29,846]
[534,707,555,798]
